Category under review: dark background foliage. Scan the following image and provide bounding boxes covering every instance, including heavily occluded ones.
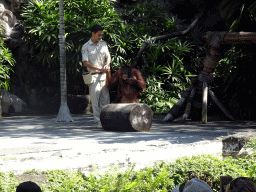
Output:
[13,0,256,119]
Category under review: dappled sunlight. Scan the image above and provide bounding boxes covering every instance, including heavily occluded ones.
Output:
[0,114,249,147]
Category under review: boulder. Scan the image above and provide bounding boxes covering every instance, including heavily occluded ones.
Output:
[67,94,88,114]
[236,146,256,159]
[0,89,28,113]
[222,135,253,159]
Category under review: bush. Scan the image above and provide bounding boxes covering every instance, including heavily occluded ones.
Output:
[139,75,179,114]
[0,31,15,90]
[21,0,123,95]
[215,43,256,120]
[2,153,256,191]
[20,0,199,115]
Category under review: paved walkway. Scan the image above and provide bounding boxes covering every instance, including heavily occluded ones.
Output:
[0,114,256,175]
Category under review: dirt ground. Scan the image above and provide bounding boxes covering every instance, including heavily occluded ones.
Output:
[13,172,49,187]
[8,114,256,188]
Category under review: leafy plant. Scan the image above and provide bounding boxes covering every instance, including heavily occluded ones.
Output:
[2,153,256,191]
[215,43,256,120]
[21,0,123,95]
[139,37,197,114]
[0,31,15,90]
[245,137,256,150]
[140,75,179,114]
[220,0,256,32]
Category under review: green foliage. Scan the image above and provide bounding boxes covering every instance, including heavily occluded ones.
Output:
[21,0,123,95]
[0,172,19,192]
[245,137,256,150]
[140,75,179,114]
[0,34,15,90]
[120,1,179,37]
[20,0,198,115]
[220,0,256,31]
[118,2,197,115]
[215,43,256,120]
[139,37,197,114]
[1,153,256,191]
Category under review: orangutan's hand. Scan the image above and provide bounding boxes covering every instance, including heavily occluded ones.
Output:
[122,73,128,81]
[126,76,137,84]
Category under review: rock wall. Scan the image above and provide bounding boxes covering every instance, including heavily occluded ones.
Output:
[1,0,31,111]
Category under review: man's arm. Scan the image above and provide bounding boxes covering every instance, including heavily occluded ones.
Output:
[81,44,107,73]
[83,61,108,73]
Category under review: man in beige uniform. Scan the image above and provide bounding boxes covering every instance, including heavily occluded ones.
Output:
[81,25,111,128]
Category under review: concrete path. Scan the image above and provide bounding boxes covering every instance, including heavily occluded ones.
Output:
[0,114,256,175]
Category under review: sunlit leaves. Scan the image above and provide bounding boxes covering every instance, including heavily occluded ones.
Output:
[21,0,121,95]
[220,0,256,31]
[0,37,15,90]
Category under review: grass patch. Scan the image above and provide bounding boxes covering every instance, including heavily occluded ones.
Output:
[23,169,42,174]
[0,157,17,161]
[245,137,256,150]
[0,153,255,192]
[1,138,256,191]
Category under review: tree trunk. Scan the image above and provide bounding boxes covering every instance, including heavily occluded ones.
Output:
[202,82,208,123]
[0,95,2,118]
[56,0,73,122]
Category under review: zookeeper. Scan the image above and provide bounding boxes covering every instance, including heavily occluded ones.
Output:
[81,24,111,128]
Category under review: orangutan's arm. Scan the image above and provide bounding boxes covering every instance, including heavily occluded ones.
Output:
[126,69,146,90]
[108,69,121,86]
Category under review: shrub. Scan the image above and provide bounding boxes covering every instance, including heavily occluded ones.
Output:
[21,0,123,95]
[215,43,256,120]
[0,31,15,90]
[2,153,256,191]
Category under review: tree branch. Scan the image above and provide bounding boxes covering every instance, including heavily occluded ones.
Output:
[132,12,204,66]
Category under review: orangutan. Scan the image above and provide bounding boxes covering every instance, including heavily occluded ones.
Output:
[106,64,146,103]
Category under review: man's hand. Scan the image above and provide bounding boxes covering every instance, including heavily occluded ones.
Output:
[98,68,108,73]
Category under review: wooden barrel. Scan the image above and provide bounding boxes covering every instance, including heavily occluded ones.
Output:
[100,103,153,132]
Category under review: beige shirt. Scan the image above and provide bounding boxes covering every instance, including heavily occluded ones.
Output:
[81,39,111,81]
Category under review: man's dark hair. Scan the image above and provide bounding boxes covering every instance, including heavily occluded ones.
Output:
[16,181,42,192]
[179,182,186,192]
[91,24,104,33]
[227,177,256,192]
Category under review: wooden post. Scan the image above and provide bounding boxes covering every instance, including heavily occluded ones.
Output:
[163,90,190,122]
[181,87,196,121]
[209,89,235,120]
[202,82,208,123]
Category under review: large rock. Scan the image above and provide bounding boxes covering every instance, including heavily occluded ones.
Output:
[222,135,253,159]
[236,146,255,159]
[67,94,88,114]
[0,89,28,113]
[26,89,88,114]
